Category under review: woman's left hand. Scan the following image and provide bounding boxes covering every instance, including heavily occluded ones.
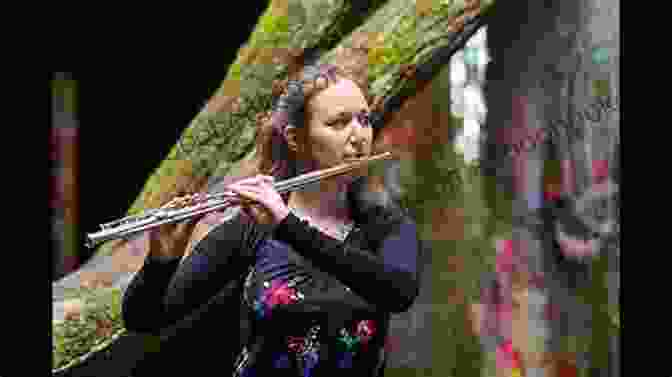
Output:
[224,175,290,226]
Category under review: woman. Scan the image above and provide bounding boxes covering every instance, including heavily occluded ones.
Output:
[122,58,421,376]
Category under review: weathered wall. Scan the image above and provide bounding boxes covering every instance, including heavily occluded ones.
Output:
[482,0,619,375]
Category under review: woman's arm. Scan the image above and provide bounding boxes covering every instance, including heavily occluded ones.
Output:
[273,212,419,313]
[121,254,182,333]
[221,174,420,313]
[122,209,252,333]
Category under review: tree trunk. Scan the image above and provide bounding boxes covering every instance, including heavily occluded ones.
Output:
[52,0,496,375]
[482,0,619,376]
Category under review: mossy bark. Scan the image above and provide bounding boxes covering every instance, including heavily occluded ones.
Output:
[53,0,497,374]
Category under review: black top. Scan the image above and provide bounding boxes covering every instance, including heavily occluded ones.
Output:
[122,207,420,376]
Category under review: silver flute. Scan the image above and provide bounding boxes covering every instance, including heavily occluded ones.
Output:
[85,152,395,248]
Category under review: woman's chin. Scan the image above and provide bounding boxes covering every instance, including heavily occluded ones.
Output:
[333,171,362,187]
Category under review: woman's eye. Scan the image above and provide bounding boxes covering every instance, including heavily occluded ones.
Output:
[327,117,350,128]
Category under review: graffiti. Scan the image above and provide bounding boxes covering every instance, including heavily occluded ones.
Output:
[506,95,618,157]
[548,94,619,137]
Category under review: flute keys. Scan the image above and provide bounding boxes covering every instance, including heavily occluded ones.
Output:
[162,193,201,209]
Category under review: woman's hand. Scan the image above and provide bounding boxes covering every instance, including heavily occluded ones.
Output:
[147,194,204,260]
[224,175,290,226]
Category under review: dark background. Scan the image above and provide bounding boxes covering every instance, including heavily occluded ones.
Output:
[66,4,269,264]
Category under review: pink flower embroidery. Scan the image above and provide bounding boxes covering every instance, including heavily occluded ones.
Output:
[355,320,376,342]
[264,281,298,308]
[287,336,306,354]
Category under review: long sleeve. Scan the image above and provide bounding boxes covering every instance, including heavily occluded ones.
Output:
[121,255,181,333]
[122,211,256,333]
[273,212,420,313]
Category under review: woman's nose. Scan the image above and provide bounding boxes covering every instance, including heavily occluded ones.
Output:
[350,130,369,149]
[351,118,370,140]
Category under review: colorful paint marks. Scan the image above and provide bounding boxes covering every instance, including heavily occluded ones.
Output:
[503,94,618,160]
[592,79,611,98]
[463,47,480,66]
[591,46,610,65]
[52,73,80,280]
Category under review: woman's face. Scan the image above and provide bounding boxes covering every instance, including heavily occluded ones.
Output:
[300,77,373,170]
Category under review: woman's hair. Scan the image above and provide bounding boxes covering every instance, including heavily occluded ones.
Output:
[256,60,349,183]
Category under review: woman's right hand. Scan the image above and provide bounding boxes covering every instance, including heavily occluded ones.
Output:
[224,175,290,226]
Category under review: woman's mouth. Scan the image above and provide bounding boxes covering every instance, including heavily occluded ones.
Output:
[343,153,366,162]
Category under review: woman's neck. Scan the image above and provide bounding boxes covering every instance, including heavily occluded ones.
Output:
[287,177,352,222]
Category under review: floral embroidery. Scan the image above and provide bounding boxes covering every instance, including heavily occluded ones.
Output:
[356,320,376,343]
[338,330,360,352]
[337,320,377,354]
[287,336,307,354]
[253,278,304,319]
[286,325,321,376]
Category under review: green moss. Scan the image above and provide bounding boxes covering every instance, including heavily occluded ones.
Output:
[53,287,126,371]
[367,10,419,82]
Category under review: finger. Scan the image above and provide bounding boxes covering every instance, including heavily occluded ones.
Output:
[229,186,264,204]
[263,175,276,189]
[228,185,265,199]
[233,179,268,190]
[249,204,272,224]
[237,174,273,186]
[221,190,238,198]
[225,178,258,193]
[235,180,278,196]
[236,175,265,185]
[225,193,255,205]
[241,200,266,217]
[226,186,255,203]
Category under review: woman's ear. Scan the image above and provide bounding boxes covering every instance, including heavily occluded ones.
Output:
[284,125,300,153]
